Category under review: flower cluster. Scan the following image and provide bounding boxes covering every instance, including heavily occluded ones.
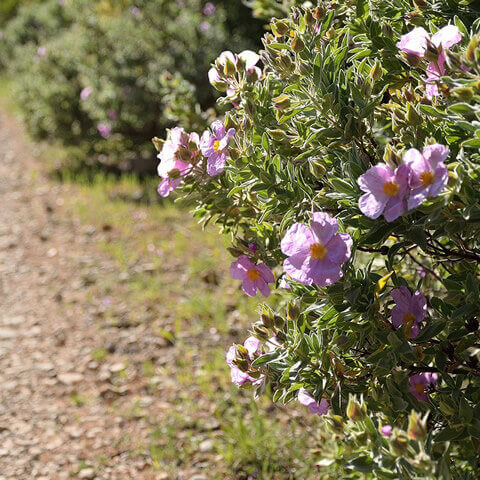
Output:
[358,144,449,222]
[226,336,264,386]
[156,121,235,197]
[208,50,261,102]
[397,25,462,99]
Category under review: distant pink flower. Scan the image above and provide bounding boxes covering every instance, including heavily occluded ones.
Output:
[130,6,141,17]
[157,127,197,197]
[409,372,438,402]
[226,336,262,386]
[97,123,112,138]
[200,120,235,176]
[298,389,329,415]
[199,21,210,32]
[248,242,258,254]
[279,276,291,290]
[107,109,118,120]
[381,425,393,437]
[418,267,427,278]
[37,46,47,58]
[281,212,352,287]
[80,87,92,101]
[230,255,274,297]
[391,287,427,339]
[404,144,449,209]
[203,2,216,15]
[358,163,410,222]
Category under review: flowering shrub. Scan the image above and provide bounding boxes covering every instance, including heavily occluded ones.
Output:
[7,0,262,173]
[155,0,480,476]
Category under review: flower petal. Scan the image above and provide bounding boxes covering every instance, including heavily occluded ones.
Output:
[431,25,462,49]
[281,223,314,256]
[310,212,339,245]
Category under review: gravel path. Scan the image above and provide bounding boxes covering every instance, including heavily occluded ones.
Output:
[0,111,168,479]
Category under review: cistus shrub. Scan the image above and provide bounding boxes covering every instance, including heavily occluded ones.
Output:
[155,0,480,476]
[8,0,263,173]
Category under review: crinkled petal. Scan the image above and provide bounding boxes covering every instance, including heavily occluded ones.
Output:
[218,50,236,66]
[310,258,343,286]
[427,164,448,197]
[244,336,261,357]
[211,120,226,139]
[207,153,226,176]
[396,27,429,56]
[283,253,313,285]
[359,193,386,219]
[423,144,450,168]
[242,278,258,297]
[239,50,260,68]
[431,25,462,49]
[425,82,440,100]
[408,188,429,210]
[391,286,412,311]
[281,223,314,256]
[391,307,406,329]
[324,233,352,265]
[357,164,394,196]
[411,290,427,322]
[230,255,254,280]
[226,345,236,367]
[256,279,271,297]
[208,67,220,84]
[310,212,339,245]
[256,263,275,283]
[384,196,407,222]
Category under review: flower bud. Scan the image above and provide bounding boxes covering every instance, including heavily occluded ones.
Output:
[413,0,428,9]
[253,325,270,341]
[235,358,249,372]
[326,28,335,40]
[404,52,421,67]
[370,61,383,81]
[424,40,439,63]
[287,302,299,321]
[273,315,285,329]
[304,11,315,26]
[466,36,479,63]
[261,311,274,329]
[236,344,249,358]
[275,331,287,343]
[273,94,291,110]
[291,36,305,53]
[346,395,366,422]
[408,411,427,442]
[309,159,326,177]
[313,6,325,20]
[271,20,289,37]
[390,431,409,456]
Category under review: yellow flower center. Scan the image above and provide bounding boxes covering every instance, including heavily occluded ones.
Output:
[420,171,434,186]
[383,181,399,197]
[402,312,416,325]
[247,269,260,281]
[414,383,425,395]
[310,242,327,260]
[213,140,221,152]
[289,30,295,38]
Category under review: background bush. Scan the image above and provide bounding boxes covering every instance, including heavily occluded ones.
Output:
[3,0,264,173]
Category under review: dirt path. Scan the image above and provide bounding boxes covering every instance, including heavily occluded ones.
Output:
[0,111,170,479]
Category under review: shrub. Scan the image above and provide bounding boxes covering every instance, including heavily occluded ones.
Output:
[155,0,480,476]
[9,0,263,173]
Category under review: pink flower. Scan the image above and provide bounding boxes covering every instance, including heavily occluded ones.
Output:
[391,287,427,339]
[200,120,235,176]
[397,25,462,99]
[37,46,47,58]
[381,425,393,437]
[358,163,410,222]
[298,389,329,415]
[230,255,274,297]
[281,212,352,287]
[404,144,449,209]
[279,276,291,290]
[203,2,216,15]
[226,336,262,386]
[80,87,92,101]
[157,127,197,197]
[107,109,118,120]
[97,123,112,138]
[409,372,438,402]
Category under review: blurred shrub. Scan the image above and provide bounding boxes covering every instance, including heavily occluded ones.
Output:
[7,0,263,173]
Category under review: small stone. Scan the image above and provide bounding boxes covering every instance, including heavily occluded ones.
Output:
[189,476,207,480]
[78,468,96,479]
[109,363,125,373]
[199,439,214,453]
[57,373,83,385]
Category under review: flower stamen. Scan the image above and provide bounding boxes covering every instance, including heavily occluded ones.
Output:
[310,242,327,260]
[383,181,400,197]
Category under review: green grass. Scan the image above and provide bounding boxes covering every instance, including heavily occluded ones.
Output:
[59,173,319,478]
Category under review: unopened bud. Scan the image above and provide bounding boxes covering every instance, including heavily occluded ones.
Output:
[424,40,439,63]
[313,6,325,20]
[291,36,305,53]
[305,11,315,26]
[408,411,427,441]
[346,395,366,421]
[253,325,270,341]
[273,94,291,110]
[390,432,409,456]
[235,358,249,372]
[404,52,421,67]
[272,20,289,37]
[287,302,299,321]
[327,415,344,434]
[273,315,285,329]
[261,312,274,329]
[309,159,326,177]
[383,144,401,168]
[236,345,249,358]
[326,28,335,40]
[370,61,383,81]
[466,36,479,63]
[413,0,428,9]
[275,331,287,343]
